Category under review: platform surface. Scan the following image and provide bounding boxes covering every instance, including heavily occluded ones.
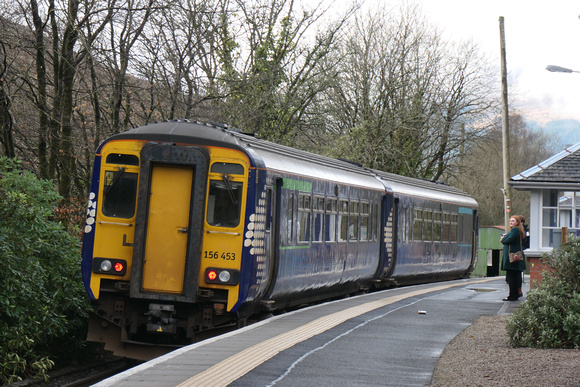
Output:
[95,276,527,387]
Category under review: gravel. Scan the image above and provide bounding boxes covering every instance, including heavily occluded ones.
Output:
[431,314,580,386]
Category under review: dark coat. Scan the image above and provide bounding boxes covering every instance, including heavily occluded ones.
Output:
[501,227,526,271]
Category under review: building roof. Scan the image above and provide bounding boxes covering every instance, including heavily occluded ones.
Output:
[509,142,580,190]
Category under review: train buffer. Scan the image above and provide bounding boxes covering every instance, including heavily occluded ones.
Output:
[95,277,525,387]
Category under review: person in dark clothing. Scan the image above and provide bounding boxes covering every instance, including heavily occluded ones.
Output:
[500,216,526,301]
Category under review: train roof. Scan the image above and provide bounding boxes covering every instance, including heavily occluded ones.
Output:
[372,169,478,209]
[103,120,477,206]
[103,120,385,191]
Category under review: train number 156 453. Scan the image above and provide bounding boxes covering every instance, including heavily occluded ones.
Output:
[204,251,236,260]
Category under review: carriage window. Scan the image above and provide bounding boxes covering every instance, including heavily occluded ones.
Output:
[450,213,458,242]
[206,179,243,227]
[349,201,359,241]
[298,194,311,243]
[325,198,337,242]
[210,162,244,175]
[287,193,294,244]
[373,202,379,241]
[102,169,138,218]
[442,213,450,242]
[433,211,442,242]
[338,200,349,242]
[360,202,369,241]
[424,210,433,241]
[413,209,423,241]
[313,196,324,242]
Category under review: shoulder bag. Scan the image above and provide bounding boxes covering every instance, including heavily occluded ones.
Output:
[509,234,523,263]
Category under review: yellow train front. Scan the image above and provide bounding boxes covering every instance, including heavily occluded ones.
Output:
[82,121,265,359]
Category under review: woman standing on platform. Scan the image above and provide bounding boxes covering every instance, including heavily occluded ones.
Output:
[500,216,526,301]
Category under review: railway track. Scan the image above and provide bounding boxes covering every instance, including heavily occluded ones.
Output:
[10,358,141,387]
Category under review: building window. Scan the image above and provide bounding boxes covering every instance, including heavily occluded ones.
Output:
[541,189,580,248]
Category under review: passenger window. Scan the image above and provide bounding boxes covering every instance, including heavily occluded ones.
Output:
[325,198,337,242]
[287,193,294,244]
[413,209,423,241]
[338,200,349,242]
[298,195,311,243]
[312,196,324,242]
[349,201,359,241]
[207,179,243,227]
[102,169,138,218]
[360,202,369,241]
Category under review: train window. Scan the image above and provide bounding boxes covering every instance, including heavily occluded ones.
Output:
[206,180,243,227]
[102,170,138,218]
[424,210,433,241]
[297,194,311,243]
[325,198,337,242]
[348,201,359,241]
[413,209,423,241]
[450,213,458,242]
[433,211,442,242]
[106,153,139,166]
[442,213,450,242]
[210,163,245,175]
[338,200,349,242]
[360,202,369,241]
[373,202,379,241]
[313,196,324,242]
[265,189,272,232]
[287,193,294,244]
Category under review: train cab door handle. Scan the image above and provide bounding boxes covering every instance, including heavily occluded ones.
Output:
[178,228,188,233]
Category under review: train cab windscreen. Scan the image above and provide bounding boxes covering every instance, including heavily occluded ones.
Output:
[207,178,243,227]
[102,153,140,218]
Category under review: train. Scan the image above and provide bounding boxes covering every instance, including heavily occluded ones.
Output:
[81,120,478,360]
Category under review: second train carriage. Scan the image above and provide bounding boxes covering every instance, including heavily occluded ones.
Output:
[81,120,478,359]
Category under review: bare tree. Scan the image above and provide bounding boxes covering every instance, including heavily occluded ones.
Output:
[212,0,354,144]
[322,4,498,180]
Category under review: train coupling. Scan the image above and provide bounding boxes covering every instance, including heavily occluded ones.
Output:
[145,303,177,334]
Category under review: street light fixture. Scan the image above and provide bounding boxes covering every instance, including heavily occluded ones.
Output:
[546,65,580,73]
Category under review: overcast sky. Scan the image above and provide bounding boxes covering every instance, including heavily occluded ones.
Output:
[332,0,580,123]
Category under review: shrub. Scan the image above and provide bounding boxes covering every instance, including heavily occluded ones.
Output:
[0,158,90,384]
[506,236,580,349]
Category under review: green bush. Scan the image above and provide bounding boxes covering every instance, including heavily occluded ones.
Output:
[506,236,580,349]
[0,158,90,384]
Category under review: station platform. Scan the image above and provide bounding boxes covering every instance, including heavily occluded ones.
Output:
[95,276,527,387]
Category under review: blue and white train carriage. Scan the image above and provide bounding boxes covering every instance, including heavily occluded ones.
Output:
[81,120,477,359]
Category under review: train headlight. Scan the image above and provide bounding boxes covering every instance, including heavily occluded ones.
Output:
[93,258,127,276]
[218,270,231,282]
[205,268,239,285]
[100,260,112,272]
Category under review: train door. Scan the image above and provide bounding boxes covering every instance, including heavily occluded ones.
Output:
[376,193,396,279]
[141,164,193,293]
[262,177,283,301]
[468,209,479,273]
[131,144,209,302]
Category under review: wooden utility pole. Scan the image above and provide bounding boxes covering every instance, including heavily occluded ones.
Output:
[499,16,511,231]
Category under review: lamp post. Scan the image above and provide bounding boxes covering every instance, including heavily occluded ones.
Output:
[546,65,580,73]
